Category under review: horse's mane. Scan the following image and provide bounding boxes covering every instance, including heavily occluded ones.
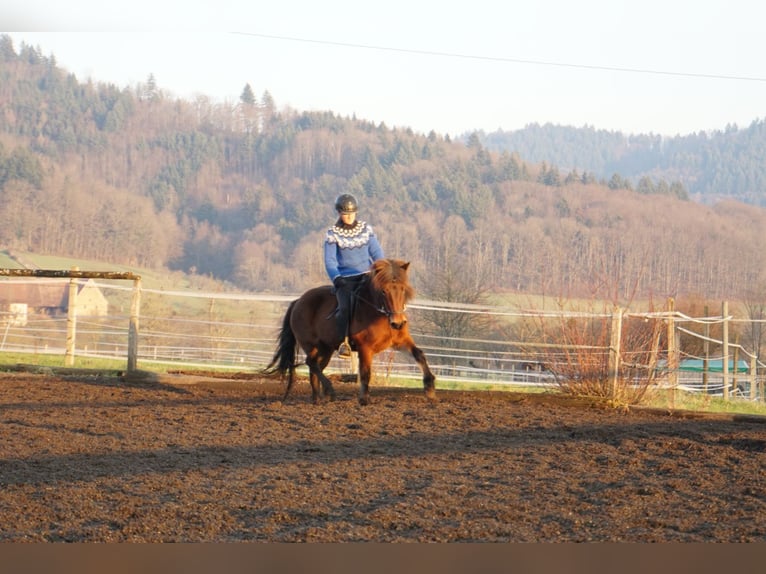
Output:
[370,259,415,301]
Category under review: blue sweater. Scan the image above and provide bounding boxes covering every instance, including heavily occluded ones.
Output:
[324,221,384,281]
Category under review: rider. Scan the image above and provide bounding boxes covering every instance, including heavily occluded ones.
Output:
[324,193,385,358]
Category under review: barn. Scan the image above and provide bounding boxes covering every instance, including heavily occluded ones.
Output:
[0,278,109,317]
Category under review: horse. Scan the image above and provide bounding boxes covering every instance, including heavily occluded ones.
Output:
[263,258,436,406]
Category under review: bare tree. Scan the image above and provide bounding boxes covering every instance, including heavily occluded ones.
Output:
[416,216,493,341]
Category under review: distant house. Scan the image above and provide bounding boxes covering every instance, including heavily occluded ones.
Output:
[74,279,110,316]
[0,279,109,317]
[0,303,28,326]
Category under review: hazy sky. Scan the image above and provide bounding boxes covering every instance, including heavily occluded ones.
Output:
[6,0,766,137]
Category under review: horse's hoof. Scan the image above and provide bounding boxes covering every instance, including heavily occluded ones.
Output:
[358,395,370,406]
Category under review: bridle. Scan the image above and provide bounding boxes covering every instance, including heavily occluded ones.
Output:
[376,296,407,318]
[355,290,407,318]
[354,279,408,319]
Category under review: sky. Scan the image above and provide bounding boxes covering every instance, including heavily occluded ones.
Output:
[5,0,766,138]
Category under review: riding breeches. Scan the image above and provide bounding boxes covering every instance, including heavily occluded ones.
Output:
[335,285,352,340]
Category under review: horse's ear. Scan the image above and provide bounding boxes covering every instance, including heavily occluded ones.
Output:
[401,261,410,271]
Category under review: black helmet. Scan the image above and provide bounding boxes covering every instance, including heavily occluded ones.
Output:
[334,193,358,213]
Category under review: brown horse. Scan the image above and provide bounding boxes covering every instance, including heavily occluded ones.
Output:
[263,258,436,405]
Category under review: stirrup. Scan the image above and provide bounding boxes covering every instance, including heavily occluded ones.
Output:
[337,338,352,359]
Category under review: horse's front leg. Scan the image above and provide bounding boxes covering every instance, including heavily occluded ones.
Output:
[411,344,437,402]
[393,328,437,402]
[357,350,373,406]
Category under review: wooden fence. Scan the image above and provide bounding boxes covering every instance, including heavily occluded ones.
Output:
[1,270,764,402]
[0,268,142,371]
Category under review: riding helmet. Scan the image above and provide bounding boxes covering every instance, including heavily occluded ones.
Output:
[334,193,358,213]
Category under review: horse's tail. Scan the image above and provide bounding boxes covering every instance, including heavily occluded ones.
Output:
[262,299,298,377]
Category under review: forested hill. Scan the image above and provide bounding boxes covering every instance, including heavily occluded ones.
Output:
[471,120,766,206]
[2,34,766,305]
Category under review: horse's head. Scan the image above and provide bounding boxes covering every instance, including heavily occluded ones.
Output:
[370,259,415,330]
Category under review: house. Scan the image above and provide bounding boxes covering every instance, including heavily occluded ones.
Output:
[0,302,28,326]
[0,279,109,317]
[74,279,110,317]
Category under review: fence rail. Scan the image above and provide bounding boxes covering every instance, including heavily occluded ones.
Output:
[1,273,764,401]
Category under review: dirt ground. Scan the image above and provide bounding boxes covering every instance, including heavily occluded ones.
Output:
[0,369,764,542]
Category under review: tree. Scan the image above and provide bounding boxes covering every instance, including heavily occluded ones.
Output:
[608,173,625,190]
[143,74,160,101]
[669,181,689,200]
[260,90,276,127]
[240,83,256,106]
[0,147,43,188]
[538,162,561,186]
[239,83,258,136]
[581,171,597,185]
[636,175,655,194]
[0,34,15,61]
[499,151,522,181]
[564,169,580,185]
[417,216,493,341]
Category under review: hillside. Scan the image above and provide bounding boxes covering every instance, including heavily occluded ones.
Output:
[472,121,766,206]
[2,34,766,306]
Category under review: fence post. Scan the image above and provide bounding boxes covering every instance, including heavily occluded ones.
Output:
[667,298,678,394]
[703,305,709,393]
[127,277,141,372]
[721,301,729,401]
[733,336,740,394]
[608,306,623,400]
[750,354,757,400]
[65,267,78,367]
[648,318,661,384]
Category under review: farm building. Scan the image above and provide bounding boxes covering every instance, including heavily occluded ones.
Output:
[0,279,109,317]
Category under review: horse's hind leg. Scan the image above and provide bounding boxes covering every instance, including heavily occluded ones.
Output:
[307,353,336,404]
[307,369,336,404]
[281,368,296,402]
[307,369,322,404]
[318,373,336,401]
[316,370,336,402]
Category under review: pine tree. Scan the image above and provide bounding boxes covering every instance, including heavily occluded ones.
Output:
[240,83,255,106]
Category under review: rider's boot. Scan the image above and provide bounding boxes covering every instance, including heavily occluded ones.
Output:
[337,336,352,359]
[335,298,352,359]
